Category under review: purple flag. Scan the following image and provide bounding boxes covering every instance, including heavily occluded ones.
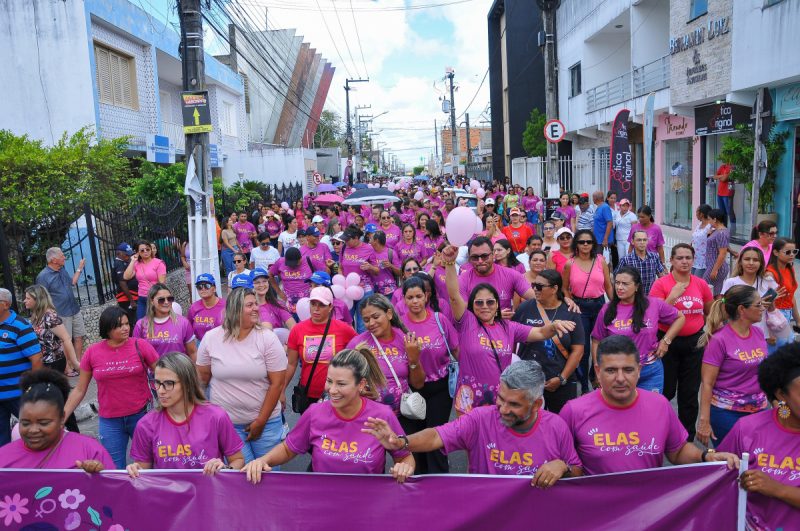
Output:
[0,464,738,530]
[609,108,633,202]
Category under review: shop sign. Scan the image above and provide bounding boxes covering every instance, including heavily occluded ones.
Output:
[686,50,708,85]
[694,102,751,136]
[669,16,730,55]
[775,83,800,122]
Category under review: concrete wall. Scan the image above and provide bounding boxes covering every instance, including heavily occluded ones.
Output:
[631,0,670,68]
[221,147,311,188]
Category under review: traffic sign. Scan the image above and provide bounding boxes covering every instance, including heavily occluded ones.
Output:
[181,91,212,134]
[313,172,323,185]
[544,119,566,143]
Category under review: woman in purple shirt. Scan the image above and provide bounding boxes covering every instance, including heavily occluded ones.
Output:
[339,225,379,333]
[627,206,666,264]
[132,284,196,361]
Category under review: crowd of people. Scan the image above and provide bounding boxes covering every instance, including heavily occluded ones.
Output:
[0,177,798,529]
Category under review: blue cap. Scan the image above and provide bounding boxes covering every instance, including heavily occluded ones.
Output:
[230,273,253,290]
[195,273,216,286]
[365,223,378,233]
[251,267,269,280]
[305,226,321,237]
[116,243,134,256]
[307,271,331,286]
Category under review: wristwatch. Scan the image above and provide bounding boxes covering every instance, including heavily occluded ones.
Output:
[701,448,716,462]
[397,434,410,451]
[558,375,567,387]
[409,363,419,370]
[663,337,672,346]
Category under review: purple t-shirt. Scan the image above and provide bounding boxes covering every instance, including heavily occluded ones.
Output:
[300,243,332,265]
[372,247,401,296]
[130,403,243,469]
[556,206,576,226]
[333,299,353,324]
[259,302,293,329]
[340,243,378,291]
[627,223,666,254]
[269,257,325,312]
[703,324,769,412]
[436,406,581,476]
[394,240,425,263]
[187,298,226,341]
[459,265,532,311]
[718,409,800,531]
[420,235,444,259]
[560,390,688,475]
[233,221,256,252]
[132,316,195,357]
[453,312,532,414]
[347,329,409,416]
[592,297,679,365]
[285,398,410,474]
[0,432,114,469]
[405,310,458,382]
[427,265,448,300]
[380,224,402,249]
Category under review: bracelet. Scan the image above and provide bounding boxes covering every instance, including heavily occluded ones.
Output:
[701,448,716,462]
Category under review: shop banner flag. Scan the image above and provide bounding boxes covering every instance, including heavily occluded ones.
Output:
[609,108,633,202]
[0,463,739,530]
[643,93,656,208]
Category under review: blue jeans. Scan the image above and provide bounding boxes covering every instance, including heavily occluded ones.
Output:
[221,248,236,276]
[0,398,20,447]
[575,297,605,391]
[717,195,736,225]
[136,300,147,322]
[637,359,664,394]
[233,415,283,464]
[99,408,148,469]
[710,405,750,446]
[352,289,374,334]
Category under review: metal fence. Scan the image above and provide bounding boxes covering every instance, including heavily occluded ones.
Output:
[510,151,611,198]
[586,55,670,112]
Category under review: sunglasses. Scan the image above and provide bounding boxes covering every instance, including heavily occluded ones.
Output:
[138,248,150,253]
[781,249,799,256]
[196,283,214,290]
[558,235,572,241]
[762,231,778,236]
[404,266,420,273]
[473,299,497,308]
[469,253,492,262]
[260,242,270,246]
[333,241,343,245]
[544,226,554,231]
[576,240,594,245]
[156,296,175,304]
[532,282,552,291]
[234,259,245,263]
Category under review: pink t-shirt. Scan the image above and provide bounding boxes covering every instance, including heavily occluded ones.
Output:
[718,409,800,531]
[453,312,532,414]
[187,298,226,341]
[233,221,256,252]
[133,259,167,297]
[436,406,580,476]
[81,338,159,418]
[427,265,448,299]
[592,297,680,365]
[259,302,293,329]
[0,431,115,469]
[702,324,769,412]
[269,257,325,311]
[420,235,444,259]
[458,265,531,311]
[130,403,243,469]
[371,247,401,296]
[300,243,332,265]
[285,399,410,474]
[380,224,402,249]
[132,316,195,357]
[627,223,666,254]
[347,329,409,416]
[405,310,458,382]
[340,243,378,291]
[650,275,712,336]
[196,326,287,424]
[740,240,772,263]
[394,240,426,263]
[559,390,688,475]
[567,257,607,299]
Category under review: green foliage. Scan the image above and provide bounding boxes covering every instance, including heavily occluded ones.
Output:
[314,109,344,148]
[412,166,425,176]
[719,124,789,213]
[522,108,548,158]
[214,178,265,216]
[127,159,186,204]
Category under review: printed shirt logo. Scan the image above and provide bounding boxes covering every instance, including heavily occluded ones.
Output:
[320,434,374,464]
[302,335,335,364]
[485,442,538,475]
[587,428,661,457]
[756,451,800,482]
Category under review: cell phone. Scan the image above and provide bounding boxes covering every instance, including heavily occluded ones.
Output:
[763,288,778,300]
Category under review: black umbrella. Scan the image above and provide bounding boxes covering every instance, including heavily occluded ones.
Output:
[341,188,401,206]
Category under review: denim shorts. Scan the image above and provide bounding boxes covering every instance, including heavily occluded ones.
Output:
[233,415,283,465]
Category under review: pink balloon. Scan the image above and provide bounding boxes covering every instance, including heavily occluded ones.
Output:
[332,274,347,287]
[344,297,354,309]
[476,188,486,198]
[387,183,396,192]
[414,191,424,201]
[470,179,480,189]
[346,285,365,301]
[287,209,294,216]
[332,284,346,300]
[281,202,289,209]
[475,216,483,233]
[345,272,361,288]
[273,327,290,345]
[295,298,311,321]
[445,206,479,246]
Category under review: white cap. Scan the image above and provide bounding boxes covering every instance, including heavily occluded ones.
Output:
[312,215,324,223]
[554,227,573,240]
[485,198,495,205]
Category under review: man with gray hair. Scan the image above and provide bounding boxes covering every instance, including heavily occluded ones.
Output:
[364,360,583,486]
[36,247,86,368]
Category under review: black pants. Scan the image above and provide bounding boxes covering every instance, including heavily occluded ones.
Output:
[574,296,605,391]
[399,377,452,474]
[44,357,80,434]
[659,330,703,441]
[544,380,578,414]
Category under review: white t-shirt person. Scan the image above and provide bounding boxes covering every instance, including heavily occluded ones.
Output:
[278,230,300,253]
[250,244,280,270]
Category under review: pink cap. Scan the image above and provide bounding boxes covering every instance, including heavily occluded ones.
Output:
[309,286,333,306]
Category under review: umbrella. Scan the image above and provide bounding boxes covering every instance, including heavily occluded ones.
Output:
[313,193,343,205]
[316,183,337,192]
[353,183,368,189]
[341,188,401,206]
[334,181,348,188]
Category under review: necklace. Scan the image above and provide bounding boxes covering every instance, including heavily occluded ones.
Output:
[542,304,561,321]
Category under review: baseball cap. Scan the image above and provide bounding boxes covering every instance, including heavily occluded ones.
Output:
[309,286,333,306]
[116,243,134,256]
[307,271,332,286]
[195,273,216,286]
[619,198,631,205]
[580,192,590,198]
[365,223,378,234]
[285,247,302,267]
[332,232,345,243]
[312,215,324,223]
[305,226,321,237]
[579,195,589,204]
[485,198,495,205]
[423,198,431,203]
[230,273,253,290]
[554,227,574,239]
[251,267,269,280]
[509,208,522,216]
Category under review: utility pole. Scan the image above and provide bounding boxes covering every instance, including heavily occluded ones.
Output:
[179,0,220,297]
[538,0,560,196]
[750,87,772,223]
[446,68,458,172]
[344,77,368,186]
[465,113,471,164]
[434,119,439,176]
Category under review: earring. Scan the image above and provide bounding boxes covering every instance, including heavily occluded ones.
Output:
[778,401,791,420]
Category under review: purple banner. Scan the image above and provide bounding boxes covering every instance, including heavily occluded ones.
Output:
[0,464,738,530]
[609,108,633,202]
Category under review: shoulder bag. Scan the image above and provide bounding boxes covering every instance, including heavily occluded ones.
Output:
[133,339,159,411]
[535,302,570,359]
[371,334,426,420]
[433,312,459,398]
[291,311,333,414]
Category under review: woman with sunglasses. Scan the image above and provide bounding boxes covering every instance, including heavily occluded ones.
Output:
[65,306,159,469]
[392,258,423,305]
[377,210,401,249]
[697,285,769,447]
[226,252,248,294]
[371,231,401,297]
[441,245,575,415]
[133,284,196,361]
[741,220,778,262]
[512,269,583,413]
[123,239,167,321]
[127,353,244,476]
[547,228,575,273]
[395,224,425,263]
[562,230,613,391]
[493,239,525,274]
[187,274,226,342]
[541,221,557,252]
[767,238,799,336]
[524,250,548,285]
[321,219,342,252]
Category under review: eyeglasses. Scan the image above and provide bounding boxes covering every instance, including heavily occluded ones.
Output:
[404,266,420,273]
[544,226,554,231]
[532,282,552,291]
[138,248,150,253]
[260,242,270,247]
[234,259,245,263]
[473,299,497,308]
[333,241,343,245]
[781,249,800,256]
[381,216,391,220]
[150,379,176,391]
[469,253,492,262]
[196,283,213,290]
[576,240,594,245]
[156,296,175,304]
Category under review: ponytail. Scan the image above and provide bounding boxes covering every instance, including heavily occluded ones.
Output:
[698,285,758,347]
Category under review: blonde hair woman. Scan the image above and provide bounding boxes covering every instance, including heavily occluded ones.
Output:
[24,285,79,376]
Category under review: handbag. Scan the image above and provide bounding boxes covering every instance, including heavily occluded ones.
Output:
[535,302,570,359]
[291,311,333,414]
[433,312,459,399]
[372,334,426,420]
[133,339,158,411]
[766,309,792,340]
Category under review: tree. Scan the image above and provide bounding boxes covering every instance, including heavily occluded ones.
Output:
[522,108,548,158]
[127,160,187,204]
[314,109,344,148]
[413,166,425,175]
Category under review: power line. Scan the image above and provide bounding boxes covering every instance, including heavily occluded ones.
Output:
[456,67,488,120]
[312,0,355,78]
[350,0,369,79]
[236,0,477,12]
[331,0,361,78]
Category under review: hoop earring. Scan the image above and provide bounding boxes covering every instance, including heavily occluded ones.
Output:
[778,401,791,420]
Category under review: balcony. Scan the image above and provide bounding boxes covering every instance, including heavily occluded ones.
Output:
[585,55,670,112]
[161,121,185,152]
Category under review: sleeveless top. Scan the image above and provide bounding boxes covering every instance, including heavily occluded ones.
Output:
[568,257,607,299]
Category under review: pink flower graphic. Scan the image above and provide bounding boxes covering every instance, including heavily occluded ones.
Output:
[58,489,85,510]
[0,493,29,526]
[108,525,124,531]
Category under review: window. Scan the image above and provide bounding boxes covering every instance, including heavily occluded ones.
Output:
[94,43,137,109]
[221,101,236,136]
[569,62,581,97]
[689,0,707,20]
[763,0,784,6]
[663,139,693,229]
[159,91,171,123]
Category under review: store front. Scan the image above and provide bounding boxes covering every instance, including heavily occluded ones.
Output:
[773,83,800,243]
[654,113,700,231]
